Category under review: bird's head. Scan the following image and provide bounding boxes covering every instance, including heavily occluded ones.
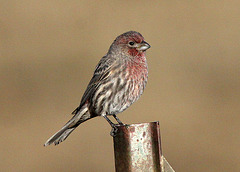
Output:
[110,31,151,58]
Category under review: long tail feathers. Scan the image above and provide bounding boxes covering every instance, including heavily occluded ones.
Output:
[44,106,90,146]
[44,126,75,146]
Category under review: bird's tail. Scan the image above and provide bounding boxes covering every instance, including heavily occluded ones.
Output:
[44,106,90,146]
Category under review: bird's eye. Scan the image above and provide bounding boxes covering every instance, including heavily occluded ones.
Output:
[128,41,135,46]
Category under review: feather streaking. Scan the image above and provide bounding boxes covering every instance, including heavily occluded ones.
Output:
[44,31,150,146]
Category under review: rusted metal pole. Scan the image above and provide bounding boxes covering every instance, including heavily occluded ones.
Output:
[113,121,174,172]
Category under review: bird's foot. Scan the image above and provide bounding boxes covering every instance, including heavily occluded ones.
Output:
[110,125,118,137]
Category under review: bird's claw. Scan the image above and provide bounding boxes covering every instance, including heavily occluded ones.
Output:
[110,125,118,137]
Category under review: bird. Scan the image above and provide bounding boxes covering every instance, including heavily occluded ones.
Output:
[44,31,151,146]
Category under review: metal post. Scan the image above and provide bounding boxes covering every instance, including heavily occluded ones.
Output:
[113,121,174,172]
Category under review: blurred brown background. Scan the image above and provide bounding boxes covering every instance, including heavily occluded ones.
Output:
[0,1,239,171]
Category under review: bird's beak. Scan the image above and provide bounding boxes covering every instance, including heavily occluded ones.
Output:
[137,41,151,51]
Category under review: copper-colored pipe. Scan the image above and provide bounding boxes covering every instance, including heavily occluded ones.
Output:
[113,121,164,172]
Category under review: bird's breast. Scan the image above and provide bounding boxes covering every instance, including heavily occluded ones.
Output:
[90,59,148,116]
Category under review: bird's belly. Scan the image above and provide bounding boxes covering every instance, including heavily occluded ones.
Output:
[108,90,130,115]
[90,68,147,116]
[91,81,132,116]
[107,77,146,115]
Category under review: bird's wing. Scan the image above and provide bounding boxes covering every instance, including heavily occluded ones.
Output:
[72,55,116,114]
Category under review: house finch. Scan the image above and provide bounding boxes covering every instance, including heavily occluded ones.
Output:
[44,31,150,146]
